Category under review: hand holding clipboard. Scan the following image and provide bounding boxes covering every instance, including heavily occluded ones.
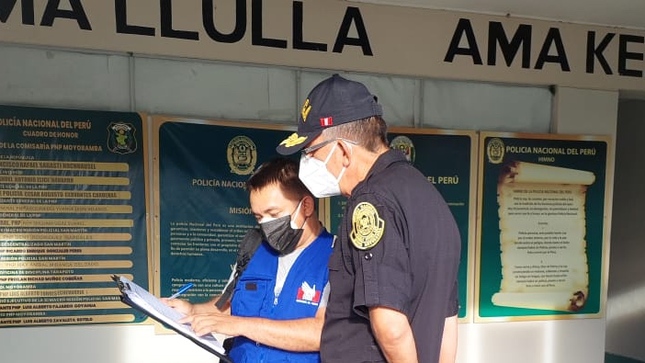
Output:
[112,275,232,363]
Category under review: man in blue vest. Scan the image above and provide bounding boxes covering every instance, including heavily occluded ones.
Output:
[166,157,334,362]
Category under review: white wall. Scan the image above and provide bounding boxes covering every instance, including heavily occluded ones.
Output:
[605,99,645,362]
[0,45,552,129]
[0,46,131,111]
[0,43,615,363]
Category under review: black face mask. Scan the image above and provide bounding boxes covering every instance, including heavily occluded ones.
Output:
[259,214,303,255]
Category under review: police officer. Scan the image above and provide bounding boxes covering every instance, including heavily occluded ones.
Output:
[276,74,461,363]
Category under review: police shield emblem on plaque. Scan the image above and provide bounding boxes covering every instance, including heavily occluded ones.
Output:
[107,122,137,155]
[486,137,505,164]
[227,135,257,176]
[389,135,415,164]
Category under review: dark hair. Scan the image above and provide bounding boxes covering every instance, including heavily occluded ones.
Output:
[246,157,313,201]
[322,116,388,152]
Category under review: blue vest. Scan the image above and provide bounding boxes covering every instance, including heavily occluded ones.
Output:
[229,229,334,363]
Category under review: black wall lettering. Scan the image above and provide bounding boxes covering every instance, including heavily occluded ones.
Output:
[534,28,570,71]
[293,1,326,51]
[115,0,155,36]
[160,0,198,40]
[41,0,91,30]
[332,7,372,55]
[251,0,287,48]
[203,0,246,43]
[618,34,644,77]
[0,0,35,25]
[488,22,531,68]
[444,18,482,64]
[586,31,614,75]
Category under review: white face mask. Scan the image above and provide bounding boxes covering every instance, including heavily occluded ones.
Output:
[299,142,347,198]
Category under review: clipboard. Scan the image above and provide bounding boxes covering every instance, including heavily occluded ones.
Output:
[112,275,233,363]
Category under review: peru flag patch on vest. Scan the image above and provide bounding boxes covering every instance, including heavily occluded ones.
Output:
[296,281,321,305]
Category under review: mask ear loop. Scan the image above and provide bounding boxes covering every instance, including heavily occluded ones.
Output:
[323,142,339,164]
[334,140,353,183]
[291,199,308,230]
[298,213,310,230]
[341,139,354,157]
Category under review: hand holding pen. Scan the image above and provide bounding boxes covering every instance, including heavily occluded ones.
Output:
[168,282,194,299]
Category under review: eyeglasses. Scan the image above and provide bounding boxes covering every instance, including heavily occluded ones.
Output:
[301,138,358,156]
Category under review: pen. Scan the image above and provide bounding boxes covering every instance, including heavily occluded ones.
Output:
[168,282,194,299]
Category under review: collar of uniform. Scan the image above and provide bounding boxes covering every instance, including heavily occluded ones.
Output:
[361,149,408,185]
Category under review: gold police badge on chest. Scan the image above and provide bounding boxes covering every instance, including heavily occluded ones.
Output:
[350,202,385,250]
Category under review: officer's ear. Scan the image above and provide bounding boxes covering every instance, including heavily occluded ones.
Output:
[301,194,316,218]
[337,139,354,168]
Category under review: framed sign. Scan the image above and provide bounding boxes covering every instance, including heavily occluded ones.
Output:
[152,117,293,300]
[0,105,149,327]
[476,132,611,321]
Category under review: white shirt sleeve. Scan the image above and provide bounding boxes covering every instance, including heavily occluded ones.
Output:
[318,281,331,310]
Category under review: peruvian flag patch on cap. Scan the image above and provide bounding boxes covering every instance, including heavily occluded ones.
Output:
[320,117,333,127]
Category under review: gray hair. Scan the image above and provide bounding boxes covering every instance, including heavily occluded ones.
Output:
[321,116,388,153]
